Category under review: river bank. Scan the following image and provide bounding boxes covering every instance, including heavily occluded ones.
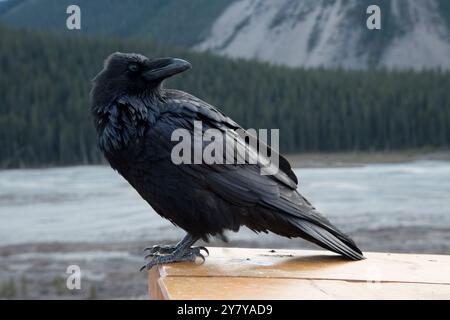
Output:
[285,149,450,168]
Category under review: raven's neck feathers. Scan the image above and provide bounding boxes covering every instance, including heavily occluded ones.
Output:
[92,90,163,155]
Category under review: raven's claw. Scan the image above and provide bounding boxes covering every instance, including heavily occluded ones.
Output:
[199,246,209,256]
[140,246,206,271]
[143,245,209,258]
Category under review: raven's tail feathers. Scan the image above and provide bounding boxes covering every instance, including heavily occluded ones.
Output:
[291,218,365,261]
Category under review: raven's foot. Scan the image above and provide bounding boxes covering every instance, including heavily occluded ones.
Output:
[140,246,207,271]
[144,244,209,258]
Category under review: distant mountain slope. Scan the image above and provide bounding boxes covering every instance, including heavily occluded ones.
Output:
[2,0,450,70]
[197,0,450,70]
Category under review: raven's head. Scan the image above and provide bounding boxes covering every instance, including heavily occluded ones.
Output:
[91,52,191,107]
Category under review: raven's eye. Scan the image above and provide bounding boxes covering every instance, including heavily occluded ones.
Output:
[128,63,139,73]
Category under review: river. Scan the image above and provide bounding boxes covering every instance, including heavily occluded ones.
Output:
[1,161,449,248]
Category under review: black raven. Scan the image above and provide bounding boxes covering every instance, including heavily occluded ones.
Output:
[91,52,364,270]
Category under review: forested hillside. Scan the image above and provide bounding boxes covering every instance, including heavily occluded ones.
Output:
[0,0,232,46]
[0,26,449,168]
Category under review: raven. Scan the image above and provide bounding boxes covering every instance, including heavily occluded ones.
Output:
[91,52,364,270]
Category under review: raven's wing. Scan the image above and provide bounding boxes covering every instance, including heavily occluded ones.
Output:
[155,90,364,260]
[161,90,298,189]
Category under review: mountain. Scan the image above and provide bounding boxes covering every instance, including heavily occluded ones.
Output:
[196,0,450,70]
[1,0,450,70]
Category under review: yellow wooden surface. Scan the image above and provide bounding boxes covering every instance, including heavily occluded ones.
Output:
[148,247,450,300]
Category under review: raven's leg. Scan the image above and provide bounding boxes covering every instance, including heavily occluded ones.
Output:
[140,234,208,271]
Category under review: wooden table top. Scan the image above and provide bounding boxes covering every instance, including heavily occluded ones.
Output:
[148,247,450,300]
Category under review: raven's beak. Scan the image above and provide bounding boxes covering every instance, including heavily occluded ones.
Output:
[143,58,191,82]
